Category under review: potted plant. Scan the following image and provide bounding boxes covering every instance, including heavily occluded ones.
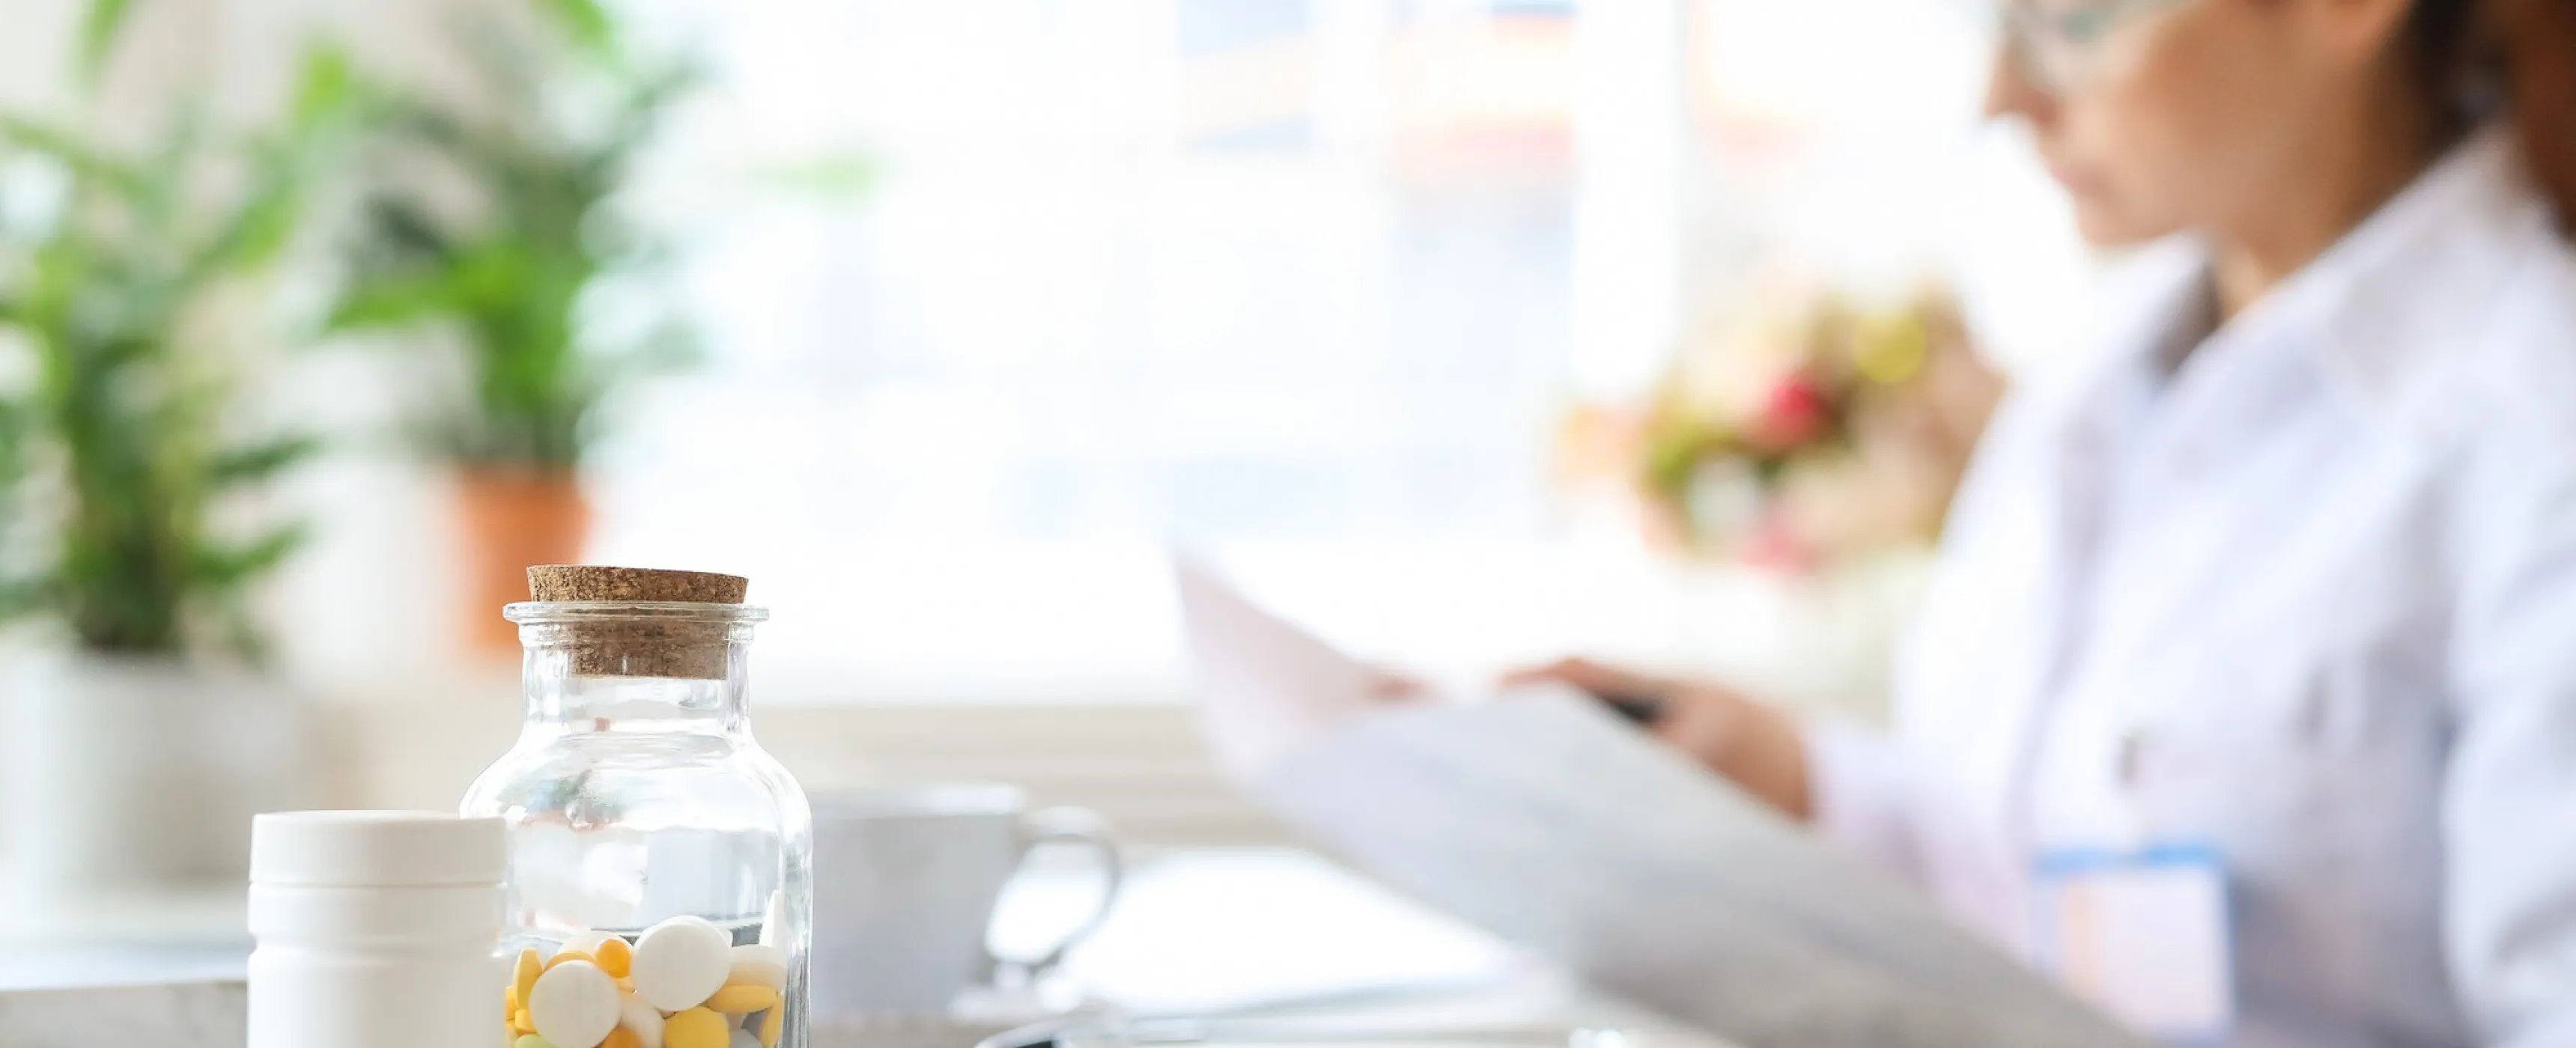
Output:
[0,30,367,906]
[332,0,697,655]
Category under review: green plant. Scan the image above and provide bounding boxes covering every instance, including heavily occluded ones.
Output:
[332,0,697,472]
[0,26,367,657]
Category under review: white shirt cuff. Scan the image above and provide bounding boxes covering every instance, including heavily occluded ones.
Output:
[1804,719,1922,883]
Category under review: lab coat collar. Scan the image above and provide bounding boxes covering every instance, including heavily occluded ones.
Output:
[2100,127,2554,443]
[2286,126,2551,439]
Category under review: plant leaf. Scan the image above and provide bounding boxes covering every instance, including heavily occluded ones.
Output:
[77,0,140,89]
[0,575,47,622]
[191,522,311,589]
[180,142,323,282]
[355,195,458,264]
[326,272,457,333]
[0,114,146,195]
[136,103,209,235]
[534,0,616,56]
[175,45,373,284]
[207,433,322,485]
[291,45,359,134]
[202,183,303,271]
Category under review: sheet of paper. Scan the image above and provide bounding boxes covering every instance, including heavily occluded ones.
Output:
[1176,557,1413,778]
[1174,562,2145,1048]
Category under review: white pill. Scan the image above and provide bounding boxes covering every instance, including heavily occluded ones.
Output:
[729,1027,760,1048]
[725,944,789,991]
[758,891,783,947]
[619,988,665,1048]
[631,916,734,1012]
[529,960,620,1048]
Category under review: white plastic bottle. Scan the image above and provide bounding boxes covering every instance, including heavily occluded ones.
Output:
[247,811,507,1048]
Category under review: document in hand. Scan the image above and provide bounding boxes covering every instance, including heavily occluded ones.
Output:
[1175,561,2144,1048]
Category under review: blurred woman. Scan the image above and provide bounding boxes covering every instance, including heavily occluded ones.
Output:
[1514,0,2576,1044]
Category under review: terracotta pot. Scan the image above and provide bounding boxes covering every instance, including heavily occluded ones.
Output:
[455,469,592,656]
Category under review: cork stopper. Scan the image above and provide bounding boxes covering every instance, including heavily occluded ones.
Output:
[523,566,753,680]
[528,565,749,605]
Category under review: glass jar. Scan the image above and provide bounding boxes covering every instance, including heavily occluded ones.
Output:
[463,568,812,1048]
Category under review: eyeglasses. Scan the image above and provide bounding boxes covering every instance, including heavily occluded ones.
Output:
[1998,0,2191,96]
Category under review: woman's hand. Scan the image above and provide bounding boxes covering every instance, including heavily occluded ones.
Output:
[1501,657,1814,822]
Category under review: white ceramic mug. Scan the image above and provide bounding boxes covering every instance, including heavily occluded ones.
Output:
[810,783,1121,1017]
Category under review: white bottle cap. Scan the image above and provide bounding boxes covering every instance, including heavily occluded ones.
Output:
[250,811,505,887]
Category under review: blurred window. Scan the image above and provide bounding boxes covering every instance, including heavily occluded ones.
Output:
[590,0,2061,701]
[596,0,1579,698]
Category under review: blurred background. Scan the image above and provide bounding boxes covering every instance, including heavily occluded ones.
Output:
[0,0,2091,943]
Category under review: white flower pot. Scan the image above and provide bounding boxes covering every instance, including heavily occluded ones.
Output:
[4,654,314,908]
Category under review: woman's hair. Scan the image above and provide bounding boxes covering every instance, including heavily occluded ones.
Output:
[2413,0,2576,231]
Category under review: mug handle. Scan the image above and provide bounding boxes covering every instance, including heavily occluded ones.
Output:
[993,806,1124,978]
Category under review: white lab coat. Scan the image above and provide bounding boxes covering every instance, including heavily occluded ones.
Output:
[1811,127,2576,1048]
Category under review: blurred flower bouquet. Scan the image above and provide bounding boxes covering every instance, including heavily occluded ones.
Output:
[1560,282,2002,570]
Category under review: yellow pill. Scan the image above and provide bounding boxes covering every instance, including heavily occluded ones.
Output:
[511,1008,535,1035]
[757,1005,783,1048]
[595,936,635,979]
[514,949,545,1009]
[546,949,595,972]
[664,1008,729,1048]
[506,985,523,1012]
[603,1029,642,1048]
[703,985,778,1014]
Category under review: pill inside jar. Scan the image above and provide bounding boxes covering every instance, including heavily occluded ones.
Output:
[509,918,792,1048]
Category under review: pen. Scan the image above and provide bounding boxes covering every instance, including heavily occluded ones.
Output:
[1597,692,1666,728]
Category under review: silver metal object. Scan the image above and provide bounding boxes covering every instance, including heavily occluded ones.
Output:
[979,1016,1638,1048]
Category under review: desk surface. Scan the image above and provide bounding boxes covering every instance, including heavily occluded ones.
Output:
[0,849,1736,1048]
